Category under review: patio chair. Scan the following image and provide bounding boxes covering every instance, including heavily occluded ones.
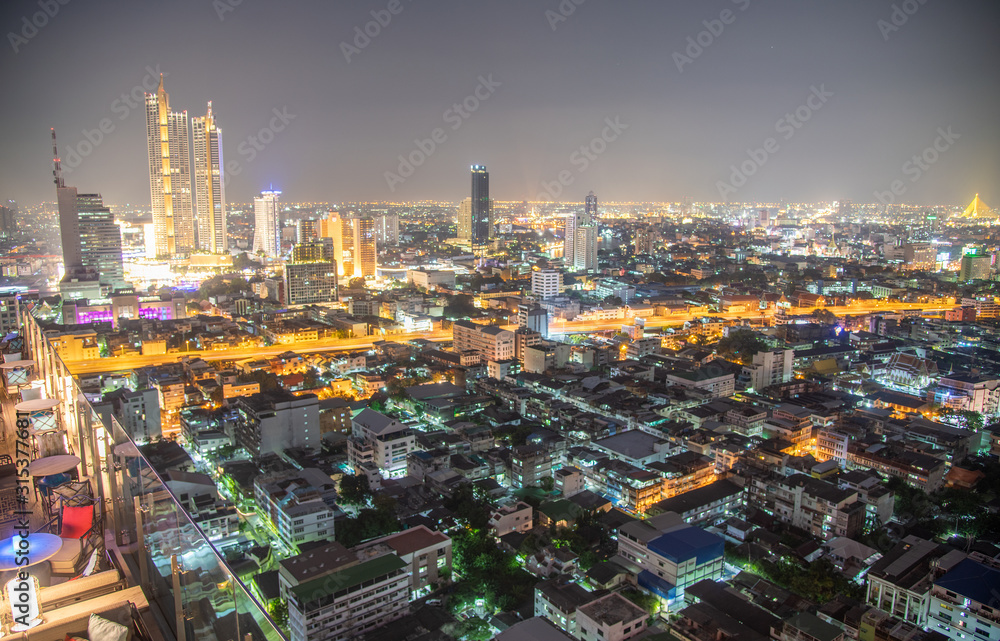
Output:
[48,496,104,577]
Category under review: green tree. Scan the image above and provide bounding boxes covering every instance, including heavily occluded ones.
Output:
[716,330,767,364]
[233,252,262,271]
[939,408,984,432]
[456,617,492,641]
[268,599,288,627]
[334,498,401,547]
[445,294,477,318]
[348,277,367,290]
[338,474,372,506]
[812,308,838,325]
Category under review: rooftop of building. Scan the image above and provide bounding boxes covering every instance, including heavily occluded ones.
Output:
[495,617,576,641]
[576,592,647,626]
[650,478,743,515]
[592,430,665,460]
[535,577,604,613]
[279,540,357,584]
[371,525,450,557]
[783,612,844,641]
[647,525,725,565]
[291,552,406,602]
[353,407,404,435]
[935,557,1000,607]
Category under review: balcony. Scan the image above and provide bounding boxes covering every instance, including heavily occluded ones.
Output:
[14,314,286,640]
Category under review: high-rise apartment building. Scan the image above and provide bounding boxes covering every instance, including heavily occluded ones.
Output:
[634,225,657,255]
[563,212,579,267]
[452,320,515,364]
[296,218,318,244]
[532,269,563,299]
[573,224,598,272]
[352,216,377,279]
[563,192,598,273]
[285,243,338,306]
[191,102,227,253]
[457,197,472,240]
[234,389,319,461]
[253,190,281,257]
[0,200,16,237]
[903,242,935,271]
[376,213,399,246]
[746,349,794,391]
[518,304,548,339]
[146,75,194,257]
[959,251,991,282]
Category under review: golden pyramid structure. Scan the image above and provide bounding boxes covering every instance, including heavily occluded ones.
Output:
[962,194,994,218]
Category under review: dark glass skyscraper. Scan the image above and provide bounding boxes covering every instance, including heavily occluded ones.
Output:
[53,129,125,292]
[470,165,492,243]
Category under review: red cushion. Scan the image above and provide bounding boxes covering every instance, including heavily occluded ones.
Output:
[60,505,93,539]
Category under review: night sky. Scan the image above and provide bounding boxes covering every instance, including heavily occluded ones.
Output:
[1,0,997,207]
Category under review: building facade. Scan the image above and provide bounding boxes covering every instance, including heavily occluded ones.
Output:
[146,75,194,256]
[253,190,282,257]
[191,102,227,253]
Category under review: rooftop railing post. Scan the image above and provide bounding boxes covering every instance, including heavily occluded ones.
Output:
[134,495,148,585]
[171,554,186,641]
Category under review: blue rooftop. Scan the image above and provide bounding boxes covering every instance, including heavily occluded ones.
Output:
[647,526,725,565]
[935,558,1000,607]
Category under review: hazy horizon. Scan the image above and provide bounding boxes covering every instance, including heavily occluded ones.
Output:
[2,0,997,209]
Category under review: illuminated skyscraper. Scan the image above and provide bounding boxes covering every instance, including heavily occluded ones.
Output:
[470,165,492,243]
[353,216,377,279]
[145,75,194,256]
[253,190,282,257]
[192,102,227,253]
[323,211,355,279]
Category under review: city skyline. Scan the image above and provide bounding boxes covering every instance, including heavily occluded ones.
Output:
[1,1,997,208]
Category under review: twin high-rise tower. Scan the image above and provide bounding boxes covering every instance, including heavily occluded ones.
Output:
[145,76,226,257]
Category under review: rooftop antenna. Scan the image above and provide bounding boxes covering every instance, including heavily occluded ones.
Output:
[51,128,64,188]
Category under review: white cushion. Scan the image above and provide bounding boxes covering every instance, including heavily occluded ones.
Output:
[89,612,129,641]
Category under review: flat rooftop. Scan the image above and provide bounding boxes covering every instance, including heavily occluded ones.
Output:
[577,592,647,626]
[593,430,665,460]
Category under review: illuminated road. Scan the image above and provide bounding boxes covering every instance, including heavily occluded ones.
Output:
[549,302,955,335]
[63,302,953,375]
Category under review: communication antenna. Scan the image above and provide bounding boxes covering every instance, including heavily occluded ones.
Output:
[51,128,64,188]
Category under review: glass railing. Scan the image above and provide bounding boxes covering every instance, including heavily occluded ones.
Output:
[21,311,288,641]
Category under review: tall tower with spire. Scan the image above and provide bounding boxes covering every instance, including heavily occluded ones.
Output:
[146,74,194,257]
[192,101,227,253]
[52,129,126,296]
